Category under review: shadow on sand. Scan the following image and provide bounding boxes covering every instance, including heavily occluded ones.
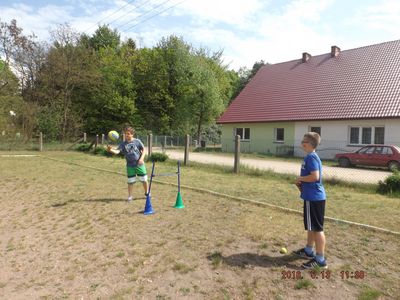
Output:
[208,252,304,270]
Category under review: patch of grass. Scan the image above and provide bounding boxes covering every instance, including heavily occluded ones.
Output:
[110,287,133,299]
[179,287,190,295]
[208,251,223,269]
[294,279,315,290]
[116,251,125,258]
[172,262,194,274]
[357,286,382,300]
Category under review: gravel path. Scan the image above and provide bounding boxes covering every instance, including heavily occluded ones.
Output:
[159,149,390,184]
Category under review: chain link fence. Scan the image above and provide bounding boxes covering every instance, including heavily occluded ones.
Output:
[1,132,396,184]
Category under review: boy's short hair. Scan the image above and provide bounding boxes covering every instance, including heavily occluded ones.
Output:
[304,132,321,149]
[123,126,135,135]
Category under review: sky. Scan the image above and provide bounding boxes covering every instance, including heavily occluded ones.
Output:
[1,0,400,70]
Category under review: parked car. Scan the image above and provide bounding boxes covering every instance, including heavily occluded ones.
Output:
[335,145,400,171]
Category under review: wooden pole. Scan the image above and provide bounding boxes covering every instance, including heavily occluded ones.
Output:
[184,134,190,165]
[83,132,87,143]
[95,134,99,148]
[101,134,105,144]
[148,133,153,156]
[234,135,240,173]
[39,132,43,152]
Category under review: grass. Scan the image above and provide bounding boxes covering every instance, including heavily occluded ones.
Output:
[0,151,398,299]
[294,279,315,290]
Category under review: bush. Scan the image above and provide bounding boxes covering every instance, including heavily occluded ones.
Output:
[75,143,91,152]
[147,152,168,162]
[377,171,400,196]
[93,146,112,157]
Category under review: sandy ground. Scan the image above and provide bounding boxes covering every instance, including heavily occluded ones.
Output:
[0,152,399,299]
[160,149,391,184]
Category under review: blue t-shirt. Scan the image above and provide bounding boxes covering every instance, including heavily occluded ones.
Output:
[118,139,144,167]
[300,152,326,201]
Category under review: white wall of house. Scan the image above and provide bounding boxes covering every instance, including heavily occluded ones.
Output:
[294,119,400,159]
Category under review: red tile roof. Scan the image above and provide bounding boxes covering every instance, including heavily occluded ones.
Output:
[218,40,400,124]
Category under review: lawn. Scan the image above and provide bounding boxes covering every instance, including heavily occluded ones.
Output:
[0,151,399,299]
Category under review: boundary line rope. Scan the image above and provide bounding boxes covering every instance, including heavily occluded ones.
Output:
[39,155,400,236]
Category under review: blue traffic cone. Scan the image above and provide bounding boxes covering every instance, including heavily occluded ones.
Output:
[143,193,154,215]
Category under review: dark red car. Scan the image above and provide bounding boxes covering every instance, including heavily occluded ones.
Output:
[335,145,400,171]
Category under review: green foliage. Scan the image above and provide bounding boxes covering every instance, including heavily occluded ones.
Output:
[294,279,315,290]
[357,286,382,300]
[377,171,400,196]
[147,152,169,162]
[37,105,62,141]
[93,146,112,156]
[75,143,91,152]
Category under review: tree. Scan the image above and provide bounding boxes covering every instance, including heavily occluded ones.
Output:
[231,60,267,100]
[88,25,121,51]
[34,24,98,140]
[0,60,24,134]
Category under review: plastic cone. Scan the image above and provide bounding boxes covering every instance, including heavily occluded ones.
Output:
[143,194,154,215]
[173,192,185,209]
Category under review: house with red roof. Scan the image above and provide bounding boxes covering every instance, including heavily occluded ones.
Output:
[217,40,400,159]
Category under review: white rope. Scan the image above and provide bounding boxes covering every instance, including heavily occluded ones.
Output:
[39,155,400,236]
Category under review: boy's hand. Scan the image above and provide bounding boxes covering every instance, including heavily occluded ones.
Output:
[138,159,144,165]
[295,178,302,192]
[106,145,113,153]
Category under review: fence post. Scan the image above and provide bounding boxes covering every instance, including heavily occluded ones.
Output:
[184,134,190,165]
[95,134,99,148]
[83,132,87,143]
[234,135,240,174]
[147,133,153,156]
[39,132,43,152]
[101,134,105,144]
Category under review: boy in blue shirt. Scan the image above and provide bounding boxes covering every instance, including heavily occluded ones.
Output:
[293,132,327,269]
[107,126,149,202]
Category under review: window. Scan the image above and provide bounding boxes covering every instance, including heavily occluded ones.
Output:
[349,126,385,145]
[234,127,250,140]
[362,127,372,144]
[275,128,284,142]
[350,127,359,144]
[358,146,374,154]
[310,126,321,136]
[382,147,393,155]
[375,127,385,144]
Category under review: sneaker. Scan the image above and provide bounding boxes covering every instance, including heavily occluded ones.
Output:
[301,258,328,269]
[127,196,133,202]
[292,248,315,259]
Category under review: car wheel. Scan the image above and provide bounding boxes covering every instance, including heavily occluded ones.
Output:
[338,157,351,167]
[388,161,400,172]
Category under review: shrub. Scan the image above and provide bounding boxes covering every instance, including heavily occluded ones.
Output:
[93,146,112,157]
[147,152,168,162]
[377,171,400,196]
[75,143,91,152]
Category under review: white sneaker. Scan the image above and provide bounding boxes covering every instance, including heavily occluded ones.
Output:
[127,196,133,202]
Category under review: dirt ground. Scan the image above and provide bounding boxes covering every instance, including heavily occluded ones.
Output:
[0,152,399,299]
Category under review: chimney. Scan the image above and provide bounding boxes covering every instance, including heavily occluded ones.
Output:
[331,45,340,57]
[302,52,311,63]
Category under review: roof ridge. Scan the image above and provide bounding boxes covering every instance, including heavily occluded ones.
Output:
[266,39,400,67]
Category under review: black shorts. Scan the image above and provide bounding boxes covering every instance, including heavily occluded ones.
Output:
[303,200,325,232]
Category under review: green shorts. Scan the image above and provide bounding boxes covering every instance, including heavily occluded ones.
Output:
[127,164,147,184]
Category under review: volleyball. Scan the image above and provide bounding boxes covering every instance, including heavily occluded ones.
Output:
[108,130,119,142]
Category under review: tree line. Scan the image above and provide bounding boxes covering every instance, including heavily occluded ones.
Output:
[0,19,265,141]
